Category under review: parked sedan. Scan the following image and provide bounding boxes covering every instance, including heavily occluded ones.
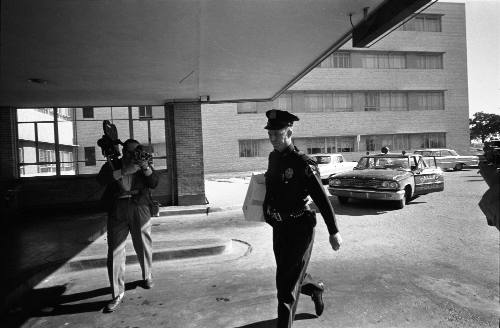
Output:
[413,148,479,171]
[328,153,444,209]
[310,153,357,183]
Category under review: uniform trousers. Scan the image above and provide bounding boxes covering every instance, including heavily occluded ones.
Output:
[107,198,153,298]
[273,223,323,328]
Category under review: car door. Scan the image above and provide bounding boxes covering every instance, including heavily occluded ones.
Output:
[413,156,444,195]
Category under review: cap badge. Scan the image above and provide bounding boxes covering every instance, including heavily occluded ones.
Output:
[284,168,294,180]
[269,110,277,119]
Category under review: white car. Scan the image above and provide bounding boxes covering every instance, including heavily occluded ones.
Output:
[413,148,479,171]
[310,153,357,183]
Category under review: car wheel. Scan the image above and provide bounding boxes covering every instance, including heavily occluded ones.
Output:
[453,163,463,171]
[396,187,411,209]
[338,196,349,204]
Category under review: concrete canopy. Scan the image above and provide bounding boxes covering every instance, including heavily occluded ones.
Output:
[0,0,427,107]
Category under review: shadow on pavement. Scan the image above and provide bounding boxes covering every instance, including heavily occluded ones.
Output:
[2,280,143,328]
[0,213,108,316]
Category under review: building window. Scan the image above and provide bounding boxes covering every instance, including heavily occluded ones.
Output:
[415,92,444,110]
[237,102,257,114]
[303,93,352,112]
[416,54,443,69]
[380,92,408,111]
[38,149,57,173]
[363,133,445,152]
[294,136,355,154]
[402,14,442,32]
[84,147,96,166]
[16,106,167,177]
[139,105,152,118]
[361,53,406,69]
[82,107,94,118]
[364,92,380,111]
[239,139,267,157]
[319,52,351,68]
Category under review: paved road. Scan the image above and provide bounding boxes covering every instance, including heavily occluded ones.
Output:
[5,169,499,328]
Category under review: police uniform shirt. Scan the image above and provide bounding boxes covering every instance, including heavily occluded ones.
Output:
[265,144,339,235]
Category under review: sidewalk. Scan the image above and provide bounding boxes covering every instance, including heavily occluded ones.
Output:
[1,173,253,315]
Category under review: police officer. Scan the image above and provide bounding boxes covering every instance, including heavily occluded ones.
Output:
[97,139,159,312]
[263,109,342,328]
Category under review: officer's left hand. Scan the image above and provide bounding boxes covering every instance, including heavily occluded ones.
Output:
[329,233,342,251]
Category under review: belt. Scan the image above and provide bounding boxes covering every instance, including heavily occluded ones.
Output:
[270,207,309,222]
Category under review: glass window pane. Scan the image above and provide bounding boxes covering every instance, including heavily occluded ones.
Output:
[58,121,74,146]
[19,164,56,177]
[18,145,35,164]
[57,108,74,121]
[37,123,55,144]
[18,122,35,141]
[152,106,165,119]
[17,108,54,122]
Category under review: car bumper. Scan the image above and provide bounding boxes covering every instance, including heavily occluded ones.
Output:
[436,161,455,170]
[328,188,405,201]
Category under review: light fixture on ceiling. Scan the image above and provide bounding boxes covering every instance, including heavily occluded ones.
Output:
[27,78,48,85]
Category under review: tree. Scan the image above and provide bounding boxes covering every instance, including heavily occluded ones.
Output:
[469,111,500,143]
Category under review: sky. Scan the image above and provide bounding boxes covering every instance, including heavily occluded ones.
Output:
[450,0,500,117]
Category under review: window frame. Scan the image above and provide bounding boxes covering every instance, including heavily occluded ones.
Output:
[16,106,168,178]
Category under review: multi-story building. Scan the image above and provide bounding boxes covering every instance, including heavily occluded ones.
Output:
[202,2,469,173]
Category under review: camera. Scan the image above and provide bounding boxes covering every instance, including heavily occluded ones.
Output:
[131,145,153,165]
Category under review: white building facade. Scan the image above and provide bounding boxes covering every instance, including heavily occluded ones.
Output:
[202,2,470,173]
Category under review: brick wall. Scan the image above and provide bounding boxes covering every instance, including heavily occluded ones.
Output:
[0,108,17,182]
[171,102,206,205]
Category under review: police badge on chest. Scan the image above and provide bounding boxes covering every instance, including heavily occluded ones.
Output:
[283,167,294,183]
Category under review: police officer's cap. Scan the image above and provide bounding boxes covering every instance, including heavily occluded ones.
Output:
[264,109,299,130]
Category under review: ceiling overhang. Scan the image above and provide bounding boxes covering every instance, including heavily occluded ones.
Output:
[0,0,431,107]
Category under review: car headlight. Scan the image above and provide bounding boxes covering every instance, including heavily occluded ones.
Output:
[389,181,399,189]
[380,181,399,189]
[329,179,342,187]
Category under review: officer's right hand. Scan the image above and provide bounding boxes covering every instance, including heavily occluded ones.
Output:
[329,233,342,251]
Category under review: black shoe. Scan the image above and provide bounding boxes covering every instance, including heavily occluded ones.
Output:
[104,293,124,313]
[143,278,154,289]
[311,286,324,316]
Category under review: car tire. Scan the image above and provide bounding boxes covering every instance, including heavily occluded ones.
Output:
[453,163,463,171]
[338,196,349,204]
[396,187,411,209]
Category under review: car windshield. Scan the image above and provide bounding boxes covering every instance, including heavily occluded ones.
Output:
[356,156,410,170]
[415,150,439,156]
[448,150,459,156]
[312,156,331,164]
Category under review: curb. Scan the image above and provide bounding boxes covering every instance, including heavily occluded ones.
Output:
[158,205,243,216]
[1,238,234,315]
[59,238,232,273]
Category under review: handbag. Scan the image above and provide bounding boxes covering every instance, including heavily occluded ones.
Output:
[242,173,266,222]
